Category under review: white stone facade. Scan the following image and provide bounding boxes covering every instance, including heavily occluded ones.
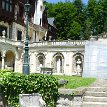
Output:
[0,28,86,75]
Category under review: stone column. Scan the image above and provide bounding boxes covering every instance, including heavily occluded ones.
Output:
[2,51,6,69]
[32,31,35,42]
[2,54,5,69]
[2,56,5,69]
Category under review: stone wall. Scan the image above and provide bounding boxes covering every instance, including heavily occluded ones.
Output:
[56,88,86,107]
[83,39,107,78]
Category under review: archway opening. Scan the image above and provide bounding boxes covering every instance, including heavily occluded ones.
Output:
[56,56,62,73]
[5,51,15,71]
[53,53,64,73]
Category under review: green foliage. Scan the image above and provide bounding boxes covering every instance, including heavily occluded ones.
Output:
[45,0,107,40]
[54,75,96,89]
[68,21,82,39]
[45,1,85,40]
[0,70,58,107]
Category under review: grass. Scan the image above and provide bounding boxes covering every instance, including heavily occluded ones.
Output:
[54,75,96,89]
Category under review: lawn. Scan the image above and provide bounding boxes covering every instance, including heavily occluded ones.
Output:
[54,75,96,89]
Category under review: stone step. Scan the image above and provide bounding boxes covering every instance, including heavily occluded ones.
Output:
[83,96,107,102]
[90,84,107,87]
[85,91,107,97]
[86,87,107,92]
[82,102,107,107]
[56,105,69,107]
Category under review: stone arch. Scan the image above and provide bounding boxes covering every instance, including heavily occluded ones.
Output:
[36,53,45,67]
[72,52,84,76]
[53,53,64,73]
[5,50,15,71]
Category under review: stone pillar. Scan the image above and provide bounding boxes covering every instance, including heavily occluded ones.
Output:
[1,51,6,69]
[32,31,36,42]
[1,56,5,69]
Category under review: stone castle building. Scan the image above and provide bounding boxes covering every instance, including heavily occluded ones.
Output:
[0,0,85,76]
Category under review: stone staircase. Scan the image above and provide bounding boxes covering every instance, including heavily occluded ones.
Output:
[82,79,107,107]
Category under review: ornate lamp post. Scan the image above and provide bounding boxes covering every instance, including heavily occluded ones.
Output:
[23,0,31,74]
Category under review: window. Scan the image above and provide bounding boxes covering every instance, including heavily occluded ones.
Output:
[10,0,12,12]
[0,25,7,38]
[2,0,5,9]
[6,0,9,11]
[2,0,12,12]
[17,30,22,40]
[10,5,12,12]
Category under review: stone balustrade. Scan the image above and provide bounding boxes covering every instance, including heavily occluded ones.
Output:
[0,36,24,47]
[29,40,87,47]
[0,36,86,48]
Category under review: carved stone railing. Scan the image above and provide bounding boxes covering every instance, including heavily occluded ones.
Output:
[29,40,86,48]
[0,36,86,48]
[0,36,24,47]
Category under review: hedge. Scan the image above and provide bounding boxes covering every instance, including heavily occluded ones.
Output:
[0,70,58,107]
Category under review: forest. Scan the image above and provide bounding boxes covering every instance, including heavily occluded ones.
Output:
[44,0,107,40]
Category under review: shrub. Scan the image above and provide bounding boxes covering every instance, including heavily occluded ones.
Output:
[0,71,58,107]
